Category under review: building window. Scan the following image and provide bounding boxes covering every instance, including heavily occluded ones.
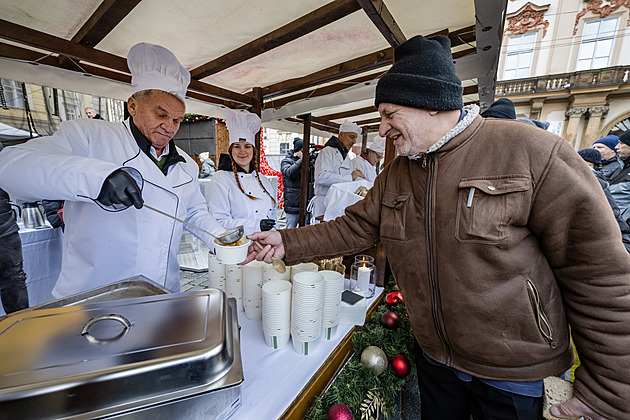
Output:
[280,142,291,155]
[576,17,618,71]
[1,79,25,109]
[503,32,537,79]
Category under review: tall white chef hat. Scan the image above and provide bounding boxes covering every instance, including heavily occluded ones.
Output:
[127,42,191,102]
[367,136,386,155]
[339,119,362,135]
[225,109,261,146]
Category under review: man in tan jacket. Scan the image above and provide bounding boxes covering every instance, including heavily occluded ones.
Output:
[245,35,630,420]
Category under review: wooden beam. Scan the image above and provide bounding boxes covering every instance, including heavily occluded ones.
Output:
[262,48,394,99]
[0,19,254,105]
[260,24,475,100]
[317,106,377,122]
[263,73,380,110]
[357,0,406,47]
[72,0,142,47]
[191,0,361,79]
[0,43,247,108]
[250,87,263,160]
[354,116,381,126]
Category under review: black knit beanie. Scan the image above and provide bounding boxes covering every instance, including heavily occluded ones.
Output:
[577,148,602,166]
[481,98,516,119]
[293,137,303,153]
[375,35,463,111]
[619,131,630,146]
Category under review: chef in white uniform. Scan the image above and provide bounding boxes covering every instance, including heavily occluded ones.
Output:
[0,43,226,298]
[351,136,386,183]
[206,109,277,236]
[311,120,365,219]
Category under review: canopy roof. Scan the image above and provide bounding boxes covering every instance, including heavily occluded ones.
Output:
[0,0,507,136]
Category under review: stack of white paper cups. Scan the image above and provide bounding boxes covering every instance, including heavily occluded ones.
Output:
[320,270,344,339]
[290,262,319,282]
[264,263,291,283]
[291,271,324,355]
[225,264,243,311]
[242,260,266,320]
[208,253,226,292]
[262,280,292,349]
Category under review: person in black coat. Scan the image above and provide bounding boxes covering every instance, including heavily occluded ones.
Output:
[578,148,630,252]
[0,144,29,314]
[281,138,313,228]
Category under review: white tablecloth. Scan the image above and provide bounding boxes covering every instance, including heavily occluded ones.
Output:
[0,226,63,316]
[234,286,382,419]
[323,179,372,222]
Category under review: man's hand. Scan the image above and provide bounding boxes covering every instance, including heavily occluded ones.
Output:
[97,169,143,209]
[351,168,366,180]
[551,397,608,420]
[242,231,284,264]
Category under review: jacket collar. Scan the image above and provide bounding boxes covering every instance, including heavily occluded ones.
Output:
[323,136,348,160]
[129,116,185,175]
[409,104,480,160]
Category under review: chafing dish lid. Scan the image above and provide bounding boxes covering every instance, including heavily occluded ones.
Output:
[0,289,233,398]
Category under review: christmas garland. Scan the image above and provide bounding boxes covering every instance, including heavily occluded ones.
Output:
[306,278,417,420]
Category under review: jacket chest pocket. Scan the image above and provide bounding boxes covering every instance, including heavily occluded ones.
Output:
[456,176,531,244]
[380,191,412,241]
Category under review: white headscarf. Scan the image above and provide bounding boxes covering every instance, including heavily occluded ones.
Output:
[339,119,362,135]
[367,136,386,154]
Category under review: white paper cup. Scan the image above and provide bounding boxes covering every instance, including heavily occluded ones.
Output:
[322,325,338,340]
[290,262,319,281]
[264,331,291,349]
[292,337,318,355]
[214,239,251,264]
[245,306,262,321]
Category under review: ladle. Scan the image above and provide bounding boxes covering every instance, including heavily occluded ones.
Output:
[144,204,286,273]
[144,204,241,244]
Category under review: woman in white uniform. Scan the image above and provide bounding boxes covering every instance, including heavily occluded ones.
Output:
[351,136,386,183]
[206,110,277,237]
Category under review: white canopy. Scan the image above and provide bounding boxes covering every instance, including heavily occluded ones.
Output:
[0,0,507,135]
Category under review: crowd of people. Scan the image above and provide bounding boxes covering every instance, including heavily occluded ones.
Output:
[0,36,629,420]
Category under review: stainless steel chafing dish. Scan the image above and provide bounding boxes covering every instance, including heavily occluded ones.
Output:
[0,281,243,420]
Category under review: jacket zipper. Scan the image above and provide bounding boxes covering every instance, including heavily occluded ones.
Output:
[526,279,556,348]
[426,155,452,365]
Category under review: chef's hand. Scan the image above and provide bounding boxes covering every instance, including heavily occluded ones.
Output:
[97,169,144,209]
[351,168,366,180]
[242,231,284,264]
[260,217,276,231]
[551,397,607,419]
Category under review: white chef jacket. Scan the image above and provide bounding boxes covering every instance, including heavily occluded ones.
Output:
[206,169,277,237]
[0,118,226,297]
[312,146,353,217]
[352,155,377,183]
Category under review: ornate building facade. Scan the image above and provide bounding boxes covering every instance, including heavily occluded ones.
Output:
[496,0,630,149]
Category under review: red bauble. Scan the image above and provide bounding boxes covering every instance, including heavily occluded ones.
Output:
[386,290,403,304]
[327,403,353,420]
[391,354,411,378]
[380,310,400,329]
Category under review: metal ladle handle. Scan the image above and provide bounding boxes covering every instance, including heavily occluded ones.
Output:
[81,314,132,344]
[144,204,219,239]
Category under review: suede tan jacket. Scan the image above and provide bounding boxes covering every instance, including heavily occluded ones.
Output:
[280,116,630,419]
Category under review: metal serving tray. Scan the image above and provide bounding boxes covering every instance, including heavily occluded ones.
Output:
[26,275,170,311]
[0,288,243,420]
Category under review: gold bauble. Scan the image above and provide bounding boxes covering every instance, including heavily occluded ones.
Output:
[360,345,388,375]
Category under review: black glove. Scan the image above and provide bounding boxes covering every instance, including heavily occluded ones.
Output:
[260,217,276,231]
[97,169,143,209]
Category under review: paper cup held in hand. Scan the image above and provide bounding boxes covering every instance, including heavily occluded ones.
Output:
[214,239,251,264]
